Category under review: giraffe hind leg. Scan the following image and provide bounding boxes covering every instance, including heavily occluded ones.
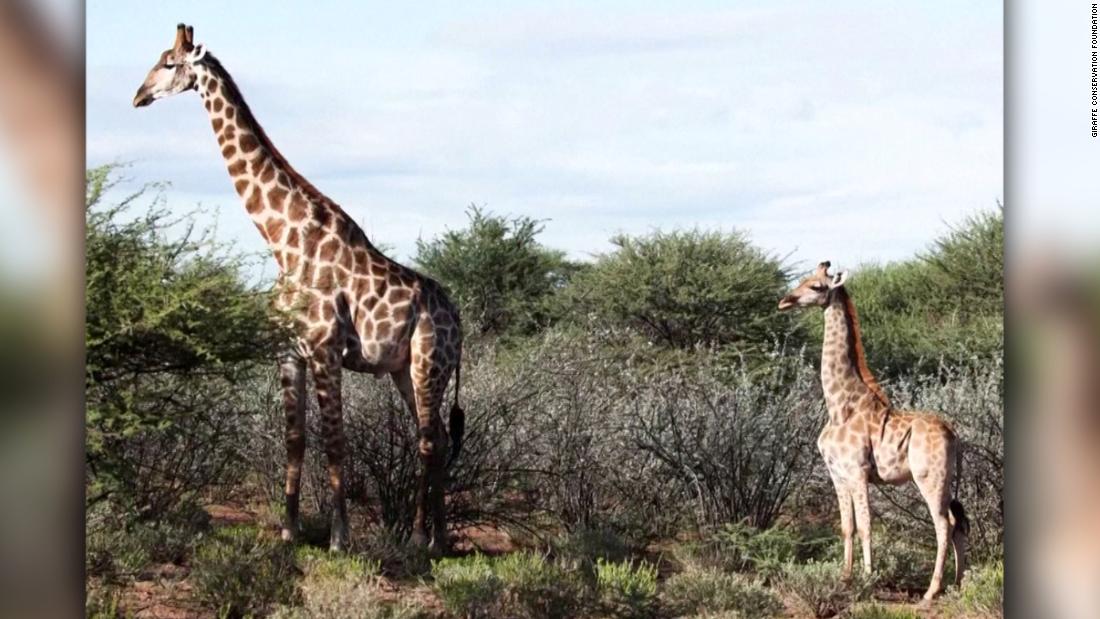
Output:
[391,368,431,547]
[279,352,307,543]
[914,469,952,600]
[311,349,349,552]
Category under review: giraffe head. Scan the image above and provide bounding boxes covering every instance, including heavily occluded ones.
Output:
[778,260,849,311]
[132,23,207,108]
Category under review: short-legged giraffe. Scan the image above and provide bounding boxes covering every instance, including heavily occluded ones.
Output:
[133,24,466,552]
[779,261,969,600]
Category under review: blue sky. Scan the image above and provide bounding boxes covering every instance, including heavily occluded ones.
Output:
[86,1,1002,282]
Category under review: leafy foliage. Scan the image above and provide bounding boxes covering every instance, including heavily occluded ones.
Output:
[781,560,876,618]
[681,522,833,583]
[661,568,782,618]
[945,561,1003,618]
[415,206,580,338]
[594,558,660,618]
[808,206,1003,377]
[492,552,587,619]
[431,554,505,619]
[191,526,300,618]
[562,229,801,353]
[85,165,286,520]
[431,552,587,619]
[845,603,922,619]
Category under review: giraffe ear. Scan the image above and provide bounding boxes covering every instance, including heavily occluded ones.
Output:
[829,270,849,289]
[187,44,207,64]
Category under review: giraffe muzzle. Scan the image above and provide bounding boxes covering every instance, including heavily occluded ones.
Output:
[133,88,154,108]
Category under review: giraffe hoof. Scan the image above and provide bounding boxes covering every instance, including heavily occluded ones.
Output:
[410,531,429,548]
[428,538,448,557]
[329,533,348,553]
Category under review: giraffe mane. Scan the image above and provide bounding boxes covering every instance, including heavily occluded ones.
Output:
[200,52,393,260]
[200,53,330,206]
[838,288,891,408]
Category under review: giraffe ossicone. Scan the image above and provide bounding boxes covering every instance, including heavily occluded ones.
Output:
[779,261,969,600]
[134,23,466,553]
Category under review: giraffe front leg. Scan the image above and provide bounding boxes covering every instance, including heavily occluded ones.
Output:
[311,350,349,552]
[279,352,307,543]
[833,483,854,580]
[851,480,873,576]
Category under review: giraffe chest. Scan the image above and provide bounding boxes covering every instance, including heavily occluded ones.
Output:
[818,416,914,485]
[817,423,871,478]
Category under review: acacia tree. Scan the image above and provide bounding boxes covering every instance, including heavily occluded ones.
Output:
[414,206,582,339]
[85,165,286,519]
[561,229,801,354]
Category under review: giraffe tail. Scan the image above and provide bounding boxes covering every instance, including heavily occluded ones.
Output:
[949,440,970,537]
[446,355,465,468]
[949,499,970,536]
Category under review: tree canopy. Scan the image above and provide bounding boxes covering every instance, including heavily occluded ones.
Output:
[414,206,581,339]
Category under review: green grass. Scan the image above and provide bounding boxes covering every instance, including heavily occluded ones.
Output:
[945,561,1003,618]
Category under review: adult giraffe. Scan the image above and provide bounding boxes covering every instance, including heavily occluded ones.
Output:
[133,24,465,552]
[779,261,969,600]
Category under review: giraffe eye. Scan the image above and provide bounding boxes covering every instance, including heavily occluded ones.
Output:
[164,61,176,69]
[810,284,827,292]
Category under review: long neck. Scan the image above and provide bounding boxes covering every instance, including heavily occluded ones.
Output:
[820,287,890,423]
[194,55,353,276]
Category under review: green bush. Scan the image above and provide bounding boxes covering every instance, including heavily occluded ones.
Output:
[191,526,300,618]
[945,561,1002,617]
[552,526,634,574]
[845,603,921,619]
[271,580,427,619]
[807,206,1003,378]
[781,561,876,618]
[431,554,504,619]
[85,586,125,619]
[294,546,380,581]
[415,206,581,338]
[493,552,587,618]
[561,229,801,354]
[870,536,934,594]
[595,558,660,618]
[86,501,210,580]
[661,568,782,619]
[432,552,587,619]
[359,527,432,579]
[85,165,286,523]
[680,523,833,582]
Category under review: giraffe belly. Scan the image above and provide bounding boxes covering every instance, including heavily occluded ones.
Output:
[872,453,912,484]
[341,331,406,375]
